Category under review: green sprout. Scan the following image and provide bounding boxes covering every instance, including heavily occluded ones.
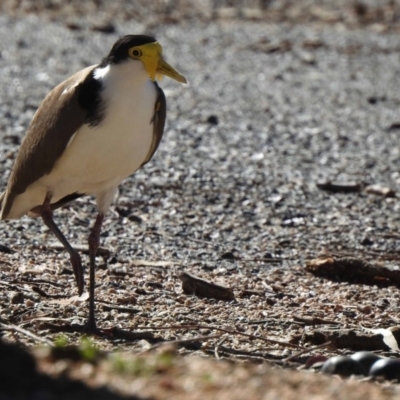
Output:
[79,336,100,362]
[54,334,69,348]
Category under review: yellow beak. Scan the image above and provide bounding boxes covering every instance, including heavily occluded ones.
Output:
[157,57,187,83]
[135,42,187,84]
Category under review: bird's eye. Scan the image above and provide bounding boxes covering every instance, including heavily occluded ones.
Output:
[129,48,142,58]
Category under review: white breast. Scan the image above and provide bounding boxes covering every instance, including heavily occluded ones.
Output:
[9,60,157,218]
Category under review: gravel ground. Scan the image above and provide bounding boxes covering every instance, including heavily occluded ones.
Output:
[1,1,400,399]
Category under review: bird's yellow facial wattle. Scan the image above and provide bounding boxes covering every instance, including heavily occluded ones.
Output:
[128,42,187,84]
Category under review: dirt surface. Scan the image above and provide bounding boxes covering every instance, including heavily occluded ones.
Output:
[1,1,400,399]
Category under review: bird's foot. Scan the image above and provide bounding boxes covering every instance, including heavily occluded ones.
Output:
[82,317,100,336]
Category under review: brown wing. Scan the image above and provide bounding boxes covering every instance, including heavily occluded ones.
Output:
[142,82,166,165]
[0,65,96,218]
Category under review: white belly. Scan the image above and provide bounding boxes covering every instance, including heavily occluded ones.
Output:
[9,77,157,218]
[45,81,156,197]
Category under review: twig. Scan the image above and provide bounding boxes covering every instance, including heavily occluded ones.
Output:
[186,237,220,247]
[102,304,141,314]
[236,258,286,263]
[139,334,222,354]
[133,324,301,349]
[12,278,65,288]
[215,335,228,359]
[204,345,282,362]
[0,322,53,346]
[48,243,111,256]
[293,316,341,326]
[282,341,332,363]
[31,286,67,299]
[0,280,33,293]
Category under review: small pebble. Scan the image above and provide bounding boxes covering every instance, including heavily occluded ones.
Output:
[0,244,12,254]
[207,115,219,125]
[25,299,35,307]
[9,291,24,304]
[90,21,116,34]
[220,251,236,260]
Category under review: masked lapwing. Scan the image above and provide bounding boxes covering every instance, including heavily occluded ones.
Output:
[0,35,187,333]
